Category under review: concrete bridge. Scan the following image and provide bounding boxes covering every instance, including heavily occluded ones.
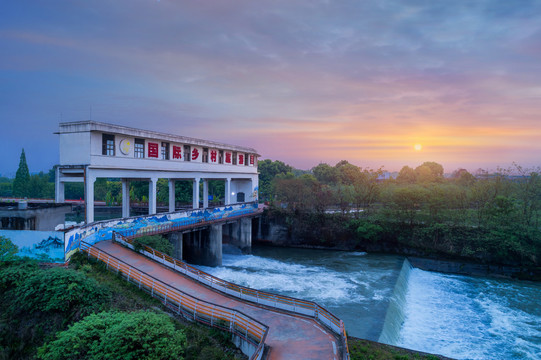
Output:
[68,205,351,359]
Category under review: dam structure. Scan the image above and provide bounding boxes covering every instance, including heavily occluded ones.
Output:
[57,121,350,359]
[65,205,350,360]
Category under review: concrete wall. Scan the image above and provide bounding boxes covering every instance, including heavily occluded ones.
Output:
[59,132,91,165]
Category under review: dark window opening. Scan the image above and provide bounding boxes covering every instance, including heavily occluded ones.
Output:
[236,192,245,203]
[102,134,115,156]
[183,145,191,161]
[134,138,145,158]
[161,142,170,160]
[203,148,209,163]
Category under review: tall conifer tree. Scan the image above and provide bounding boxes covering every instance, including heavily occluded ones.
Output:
[13,148,30,197]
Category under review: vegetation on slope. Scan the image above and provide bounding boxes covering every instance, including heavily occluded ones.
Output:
[0,249,245,360]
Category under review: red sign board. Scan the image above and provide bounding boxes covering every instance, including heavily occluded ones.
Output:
[172,145,182,160]
[148,142,159,158]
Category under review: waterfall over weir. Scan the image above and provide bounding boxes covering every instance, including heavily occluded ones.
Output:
[197,246,541,360]
[378,259,413,345]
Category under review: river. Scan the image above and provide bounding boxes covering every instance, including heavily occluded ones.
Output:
[196,245,541,360]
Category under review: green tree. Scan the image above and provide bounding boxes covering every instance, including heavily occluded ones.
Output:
[415,161,444,183]
[38,310,187,360]
[258,159,293,201]
[396,166,416,184]
[312,163,338,184]
[13,148,30,197]
[0,236,18,260]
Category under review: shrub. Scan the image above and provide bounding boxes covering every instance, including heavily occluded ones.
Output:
[12,266,111,318]
[0,258,40,289]
[0,235,18,260]
[38,310,187,360]
[133,235,173,256]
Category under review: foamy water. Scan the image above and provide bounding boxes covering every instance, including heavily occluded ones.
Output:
[397,269,541,360]
[196,246,541,359]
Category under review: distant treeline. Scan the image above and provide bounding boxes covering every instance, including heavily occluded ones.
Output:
[259,159,541,267]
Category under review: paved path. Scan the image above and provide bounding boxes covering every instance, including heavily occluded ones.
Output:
[95,241,339,360]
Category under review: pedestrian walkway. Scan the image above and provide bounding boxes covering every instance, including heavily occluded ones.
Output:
[94,241,340,360]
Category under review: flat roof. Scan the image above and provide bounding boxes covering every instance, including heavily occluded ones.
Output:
[57,121,259,155]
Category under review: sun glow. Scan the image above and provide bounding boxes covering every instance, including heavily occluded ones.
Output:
[414,144,422,151]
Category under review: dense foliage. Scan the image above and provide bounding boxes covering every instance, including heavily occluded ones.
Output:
[133,235,174,256]
[38,310,187,360]
[262,160,541,267]
[0,235,18,260]
[0,248,245,360]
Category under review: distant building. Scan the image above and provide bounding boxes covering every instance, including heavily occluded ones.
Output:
[0,201,72,231]
[55,121,259,223]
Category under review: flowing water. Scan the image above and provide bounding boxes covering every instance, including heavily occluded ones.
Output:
[197,246,541,360]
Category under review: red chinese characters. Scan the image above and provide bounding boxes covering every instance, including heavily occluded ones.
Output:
[191,147,200,161]
[172,146,182,160]
[148,142,159,158]
[249,154,254,165]
[210,150,217,163]
[225,152,232,164]
[238,154,244,165]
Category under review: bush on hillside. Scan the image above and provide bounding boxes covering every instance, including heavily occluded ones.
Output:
[133,235,173,256]
[38,310,187,360]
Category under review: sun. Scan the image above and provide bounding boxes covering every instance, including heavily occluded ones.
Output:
[414,144,422,151]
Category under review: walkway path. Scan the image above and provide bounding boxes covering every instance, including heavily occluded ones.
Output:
[94,241,340,360]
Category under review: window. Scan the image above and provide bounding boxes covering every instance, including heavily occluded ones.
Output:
[161,142,169,160]
[134,138,145,158]
[219,150,224,164]
[183,145,191,161]
[102,134,115,156]
[232,152,237,165]
[203,148,209,163]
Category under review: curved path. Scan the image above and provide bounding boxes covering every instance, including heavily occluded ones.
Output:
[95,241,339,360]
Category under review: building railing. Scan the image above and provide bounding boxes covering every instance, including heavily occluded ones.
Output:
[115,204,261,239]
[79,240,268,360]
[114,232,350,360]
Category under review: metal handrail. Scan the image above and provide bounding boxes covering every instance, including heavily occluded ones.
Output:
[114,232,350,360]
[115,205,262,240]
[79,240,268,360]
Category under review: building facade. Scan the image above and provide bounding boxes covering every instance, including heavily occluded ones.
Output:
[55,121,259,223]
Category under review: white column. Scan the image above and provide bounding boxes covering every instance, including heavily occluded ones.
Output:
[85,172,95,224]
[122,178,130,218]
[55,167,65,203]
[192,178,200,209]
[203,179,209,208]
[225,178,231,205]
[168,179,176,213]
[149,177,157,215]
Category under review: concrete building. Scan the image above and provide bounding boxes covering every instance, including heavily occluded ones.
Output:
[0,201,72,231]
[54,121,259,224]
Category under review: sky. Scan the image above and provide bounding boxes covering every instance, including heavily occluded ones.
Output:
[1,0,541,176]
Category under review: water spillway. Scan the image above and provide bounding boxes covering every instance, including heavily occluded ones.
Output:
[378,258,412,345]
[198,246,541,360]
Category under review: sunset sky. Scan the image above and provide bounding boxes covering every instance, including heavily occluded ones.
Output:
[1,0,540,176]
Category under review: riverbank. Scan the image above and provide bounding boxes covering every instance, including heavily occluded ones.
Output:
[258,208,541,281]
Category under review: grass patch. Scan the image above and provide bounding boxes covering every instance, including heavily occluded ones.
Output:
[348,338,451,360]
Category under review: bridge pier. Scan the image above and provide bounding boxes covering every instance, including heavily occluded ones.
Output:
[168,232,183,260]
[182,225,222,266]
[229,218,252,254]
